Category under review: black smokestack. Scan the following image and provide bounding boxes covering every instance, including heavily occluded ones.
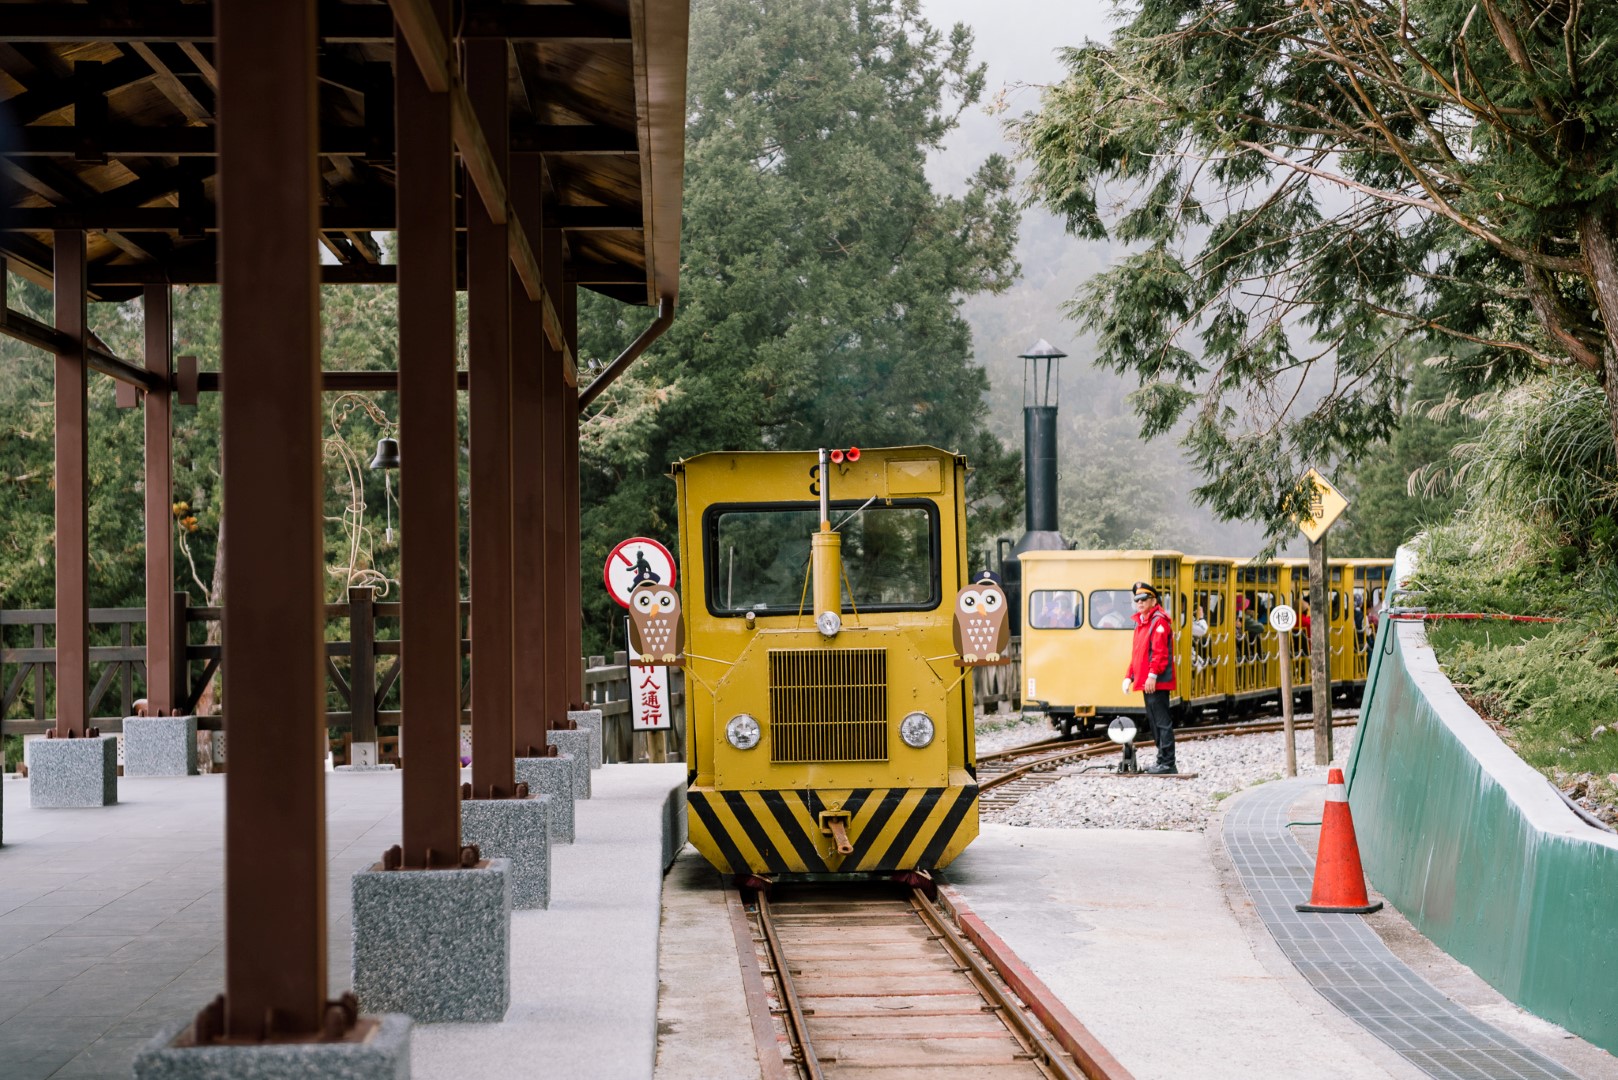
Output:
[1002,339,1069,639]
[1025,404,1058,534]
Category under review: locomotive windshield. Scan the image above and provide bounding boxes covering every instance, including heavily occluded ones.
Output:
[704,500,939,615]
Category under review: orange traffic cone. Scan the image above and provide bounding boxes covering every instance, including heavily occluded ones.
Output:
[1295,768,1384,914]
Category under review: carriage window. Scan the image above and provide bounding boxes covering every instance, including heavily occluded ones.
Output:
[1029,590,1081,629]
[1088,590,1136,629]
[706,502,938,615]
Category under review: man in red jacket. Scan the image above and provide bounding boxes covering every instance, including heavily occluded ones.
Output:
[1122,581,1177,774]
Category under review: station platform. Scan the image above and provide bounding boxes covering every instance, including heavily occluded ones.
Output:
[655,779,1618,1080]
[0,763,685,1080]
[4,765,1614,1080]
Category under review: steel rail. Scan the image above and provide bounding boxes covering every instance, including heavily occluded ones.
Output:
[754,892,825,1080]
[909,889,1085,1080]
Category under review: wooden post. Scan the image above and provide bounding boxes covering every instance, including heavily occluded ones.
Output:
[348,586,376,757]
[171,591,189,712]
[143,285,176,716]
[395,0,464,867]
[1278,626,1295,777]
[217,0,328,1037]
[510,154,550,755]
[1309,534,1331,764]
[562,303,583,708]
[465,37,517,798]
[53,229,88,737]
[539,214,569,729]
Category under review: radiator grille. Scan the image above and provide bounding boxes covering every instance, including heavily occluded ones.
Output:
[767,648,888,763]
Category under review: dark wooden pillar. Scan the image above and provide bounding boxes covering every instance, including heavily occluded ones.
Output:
[217,0,328,1037]
[395,0,463,866]
[466,38,517,796]
[539,217,569,727]
[1309,537,1332,764]
[53,230,88,737]
[510,156,550,754]
[562,304,583,708]
[143,285,175,716]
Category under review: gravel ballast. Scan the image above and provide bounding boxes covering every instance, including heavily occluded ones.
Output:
[976,712,1355,833]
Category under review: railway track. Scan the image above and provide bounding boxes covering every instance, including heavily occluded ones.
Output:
[737,884,1130,1080]
[975,715,1360,816]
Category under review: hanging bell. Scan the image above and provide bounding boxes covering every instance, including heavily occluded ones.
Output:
[369,437,401,470]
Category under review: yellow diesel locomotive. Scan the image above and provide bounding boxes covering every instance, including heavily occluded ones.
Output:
[672,446,978,881]
[1021,550,1392,737]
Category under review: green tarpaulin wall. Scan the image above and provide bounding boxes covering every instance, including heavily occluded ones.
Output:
[1347,620,1618,1053]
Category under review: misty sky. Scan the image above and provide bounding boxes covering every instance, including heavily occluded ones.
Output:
[919,0,1116,193]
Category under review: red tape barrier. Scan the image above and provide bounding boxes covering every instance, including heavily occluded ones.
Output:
[1389,612,1561,624]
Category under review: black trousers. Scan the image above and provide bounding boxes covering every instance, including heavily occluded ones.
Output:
[1143,689,1174,768]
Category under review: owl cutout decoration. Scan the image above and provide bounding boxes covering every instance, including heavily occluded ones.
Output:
[628,582,685,667]
[954,573,1011,666]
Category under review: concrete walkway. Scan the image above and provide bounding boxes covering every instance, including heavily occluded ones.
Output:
[0,763,684,1080]
[655,793,1618,1080]
[945,824,1428,1080]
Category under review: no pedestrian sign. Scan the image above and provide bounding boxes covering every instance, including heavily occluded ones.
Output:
[1296,468,1348,543]
[626,622,673,732]
[604,537,677,609]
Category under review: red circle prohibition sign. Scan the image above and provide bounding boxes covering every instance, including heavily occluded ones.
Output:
[603,536,677,609]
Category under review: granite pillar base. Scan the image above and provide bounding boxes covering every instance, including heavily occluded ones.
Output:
[460,797,551,909]
[133,1015,411,1079]
[566,708,604,768]
[545,730,592,799]
[29,735,117,807]
[350,858,512,1023]
[123,716,199,776]
[514,755,575,843]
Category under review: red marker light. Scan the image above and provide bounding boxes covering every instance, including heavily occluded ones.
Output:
[830,449,845,464]
[846,446,860,462]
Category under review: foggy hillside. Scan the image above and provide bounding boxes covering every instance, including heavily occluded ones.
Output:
[920,0,1288,558]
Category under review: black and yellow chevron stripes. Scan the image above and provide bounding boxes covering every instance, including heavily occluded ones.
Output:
[688,785,979,876]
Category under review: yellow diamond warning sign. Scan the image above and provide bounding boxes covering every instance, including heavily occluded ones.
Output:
[1296,468,1348,543]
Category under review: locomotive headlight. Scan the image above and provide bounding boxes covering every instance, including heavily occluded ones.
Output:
[898,711,934,749]
[726,713,761,750]
[816,610,841,637]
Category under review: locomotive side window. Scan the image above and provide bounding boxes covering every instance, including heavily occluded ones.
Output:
[1088,590,1135,629]
[1028,590,1082,629]
[704,500,939,616]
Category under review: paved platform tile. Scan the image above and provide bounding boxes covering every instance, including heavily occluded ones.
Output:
[1225,777,1581,1080]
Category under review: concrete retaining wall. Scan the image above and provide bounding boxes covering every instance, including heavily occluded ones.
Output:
[1347,619,1618,1053]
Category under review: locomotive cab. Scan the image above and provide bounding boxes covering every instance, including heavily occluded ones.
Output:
[672,446,978,880]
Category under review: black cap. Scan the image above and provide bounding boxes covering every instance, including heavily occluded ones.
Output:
[975,569,1004,588]
[1131,581,1159,599]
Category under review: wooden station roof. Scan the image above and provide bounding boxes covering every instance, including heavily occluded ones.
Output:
[0,0,688,307]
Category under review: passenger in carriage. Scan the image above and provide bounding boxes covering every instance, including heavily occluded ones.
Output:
[1093,591,1130,629]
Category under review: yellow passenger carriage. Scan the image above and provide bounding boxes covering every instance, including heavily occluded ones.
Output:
[1178,556,1235,711]
[1020,551,1180,737]
[1019,552,1397,736]
[672,446,978,881]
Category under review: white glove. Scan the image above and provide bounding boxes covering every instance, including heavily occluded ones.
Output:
[1121,678,1133,694]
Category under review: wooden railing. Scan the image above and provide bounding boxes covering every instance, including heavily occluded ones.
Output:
[0,595,687,764]
[582,652,687,763]
[0,607,149,727]
[972,636,1022,715]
